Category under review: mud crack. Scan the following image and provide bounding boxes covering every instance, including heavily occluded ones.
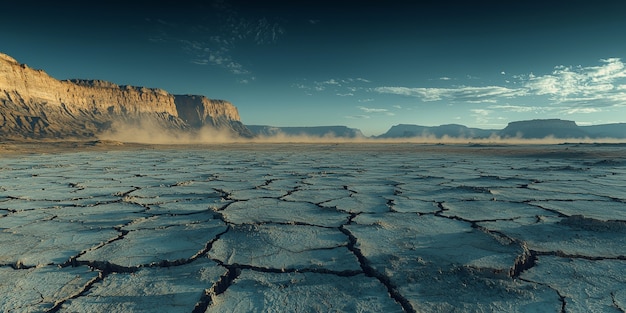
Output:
[339,225,415,313]
[46,271,103,313]
[611,292,626,313]
[192,265,241,313]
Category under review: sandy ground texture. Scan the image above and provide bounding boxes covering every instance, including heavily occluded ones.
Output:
[1,142,625,312]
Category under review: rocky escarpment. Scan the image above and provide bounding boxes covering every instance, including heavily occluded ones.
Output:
[174,95,251,137]
[0,52,252,139]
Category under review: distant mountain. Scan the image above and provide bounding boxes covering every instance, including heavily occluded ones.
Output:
[581,123,626,138]
[378,124,497,139]
[380,119,626,139]
[247,125,364,138]
[0,52,252,139]
[499,119,588,138]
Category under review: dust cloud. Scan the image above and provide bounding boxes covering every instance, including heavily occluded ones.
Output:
[99,121,626,145]
[98,119,239,144]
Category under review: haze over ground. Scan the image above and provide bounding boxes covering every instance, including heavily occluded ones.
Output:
[2,0,626,136]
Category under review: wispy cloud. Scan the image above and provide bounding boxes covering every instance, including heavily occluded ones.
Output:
[469,108,498,124]
[322,79,341,86]
[562,107,603,114]
[345,115,371,119]
[488,104,549,113]
[523,58,626,106]
[146,2,283,81]
[471,109,491,116]
[374,58,626,108]
[294,77,372,95]
[358,106,388,113]
[374,86,525,102]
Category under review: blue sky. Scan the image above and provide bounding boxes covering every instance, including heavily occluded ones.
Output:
[3,0,626,136]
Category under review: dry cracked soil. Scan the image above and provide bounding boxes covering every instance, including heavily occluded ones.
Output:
[1,142,625,312]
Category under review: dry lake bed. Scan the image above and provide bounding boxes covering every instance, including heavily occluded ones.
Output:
[1,142,625,312]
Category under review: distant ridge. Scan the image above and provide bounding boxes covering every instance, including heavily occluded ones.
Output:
[379,119,626,139]
[378,124,497,139]
[247,125,364,138]
[499,119,586,138]
[581,123,626,138]
[0,52,252,139]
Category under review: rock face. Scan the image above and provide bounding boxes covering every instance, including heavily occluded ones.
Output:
[0,52,252,139]
[174,95,251,136]
[246,125,364,138]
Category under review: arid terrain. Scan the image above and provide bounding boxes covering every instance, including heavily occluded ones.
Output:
[1,142,625,312]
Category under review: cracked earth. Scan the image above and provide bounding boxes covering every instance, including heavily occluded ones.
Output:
[1,143,625,312]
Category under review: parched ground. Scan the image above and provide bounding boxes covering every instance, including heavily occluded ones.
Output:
[1,143,625,312]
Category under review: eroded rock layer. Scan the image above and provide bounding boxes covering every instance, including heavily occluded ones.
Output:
[0,52,251,139]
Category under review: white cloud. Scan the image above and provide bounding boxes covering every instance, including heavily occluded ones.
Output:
[470,109,491,116]
[227,61,249,75]
[346,115,371,119]
[470,109,492,124]
[563,107,602,114]
[439,77,451,80]
[181,41,252,76]
[374,58,626,110]
[294,77,372,96]
[588,58,626,82]
[358,106,388,113]
[191,59,209,65]
[321,79,341,86]
[358,98,374,103]
[374,86,525,102]
[209,53,228,65]
[522,58,626,106]
[488,104,548,113]
[466,99,498,104]
[149,5,285,81]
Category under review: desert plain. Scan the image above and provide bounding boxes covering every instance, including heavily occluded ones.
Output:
[1,141,625,312]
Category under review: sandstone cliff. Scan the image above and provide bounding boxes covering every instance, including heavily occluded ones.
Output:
[0,52,252,139]
[173,95,250,136]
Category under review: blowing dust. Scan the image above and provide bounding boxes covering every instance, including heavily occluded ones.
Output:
[99,121,626,145]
